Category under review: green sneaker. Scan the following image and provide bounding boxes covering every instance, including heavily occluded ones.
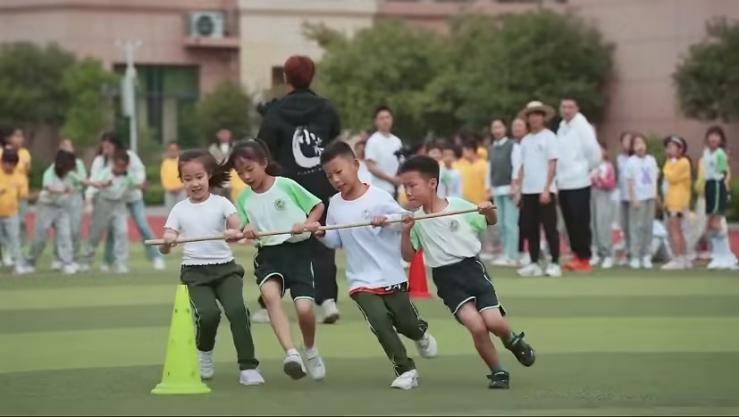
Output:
[504,332,536,367]
[487,370,510,389]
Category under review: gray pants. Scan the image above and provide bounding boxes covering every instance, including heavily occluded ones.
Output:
[619,201,630,256]
[29,203,73,266]
[590,189,615,258]
[53,194,83,263]
[628,199,655,258]
[164,190,185,211]
[84,198,128,268]
[0,215,22,265]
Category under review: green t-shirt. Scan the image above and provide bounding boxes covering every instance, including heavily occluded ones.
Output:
[236,176,322,246]
[38,162,86,205]
[410,197,488,268]
[703,147,728,181]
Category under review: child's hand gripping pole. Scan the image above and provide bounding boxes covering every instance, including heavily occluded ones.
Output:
[144,207,488,246]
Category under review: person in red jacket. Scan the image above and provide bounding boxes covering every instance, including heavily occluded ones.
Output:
[589,142,617,269]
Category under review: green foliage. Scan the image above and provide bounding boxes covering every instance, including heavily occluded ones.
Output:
[311,12,613,140]
[196,81,254,142]
[674,18,739,122]
[60,58,118,149]
[0,42,76,128]
[729,180,739,222]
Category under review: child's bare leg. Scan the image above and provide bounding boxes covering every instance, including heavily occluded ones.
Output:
[294,298,316,349]
[481,307,537,367]
[669,217,686,256]
[261,279,295,352]
[456,303,502,370]
[480,307,512,340]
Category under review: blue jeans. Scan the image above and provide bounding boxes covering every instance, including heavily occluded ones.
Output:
[105,198,160,264]
[494,194,519,261]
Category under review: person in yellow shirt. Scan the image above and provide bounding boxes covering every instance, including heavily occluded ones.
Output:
[661,135,692,270]
[230,168,248,202]
[455,139,490,205]
[0,149,31,274]
[1,128,31,244]
[160,142,185,210]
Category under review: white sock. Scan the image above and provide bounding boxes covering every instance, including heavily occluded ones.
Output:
[286,348,300,357]
[304,346,319,358]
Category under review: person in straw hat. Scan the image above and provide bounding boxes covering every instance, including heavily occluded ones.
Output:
[514,101,562,277]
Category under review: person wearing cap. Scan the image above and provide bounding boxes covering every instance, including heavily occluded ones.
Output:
[661,135,692,270]
[515,101,562,278]
[555,97,601,272]
[257,55,342,324]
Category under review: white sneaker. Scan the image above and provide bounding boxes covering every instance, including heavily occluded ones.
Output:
[517,263,544,277]
[114,264,129,274]
[589,255,600,266]
[304,348,326,381]
[629,258,641,269]
[99,264,111,273]
[601,257,614,269]
[283,351,307,380]
[492,257,518,267]
[661,259,685,270]
[239,369,265,386]
[13,264,34,275]
[518,252,531,266]
[415,332,438,359]
[545,263,562,277]
[1,252,13,267]
[152,257,166,271]
[198,350,215,380]
[642,256,653,269]
[51,260,63,271]
[78,263,91,272]
[62,263,79,274]
[250,308,270,324]
[321,299,340,324]
[390,370,419,390]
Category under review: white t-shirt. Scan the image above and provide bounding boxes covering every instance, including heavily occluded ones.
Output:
[617,153,631,202]
[364,131,402,195]
[320,186,408,292]
[555,113,601,190]
[410,198,488,268]
[234,177,322,247]
[520,129,559,194]
[625,154,658,201]
[164,194,237,265]
[358,160,373,184]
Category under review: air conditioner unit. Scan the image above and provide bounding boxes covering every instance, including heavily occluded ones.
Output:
[189,11,225,38]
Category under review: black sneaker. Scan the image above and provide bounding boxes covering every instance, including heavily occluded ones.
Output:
[505,332,536,367]
[487,370,510,389]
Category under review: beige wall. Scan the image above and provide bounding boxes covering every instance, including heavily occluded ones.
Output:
[239,0,377,98]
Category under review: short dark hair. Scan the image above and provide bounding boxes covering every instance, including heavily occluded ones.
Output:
[398,155,440,184]
[374,105,393,118]
[320,141,356,165]
[426,140,444,153]
[705,125,727,148]
[561,96,579,106]
[112,149,130,165]
[442,142,462,158]
[1,148,19,165]
[179,149,231,189]
[461,138,479,152]
[54,150,77,178]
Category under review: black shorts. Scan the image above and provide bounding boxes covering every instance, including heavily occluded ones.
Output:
[431,257,505,318]
[706,179,729,215]
[254,239,314,301]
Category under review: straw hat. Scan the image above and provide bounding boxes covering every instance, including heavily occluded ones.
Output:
[518,100,556,121]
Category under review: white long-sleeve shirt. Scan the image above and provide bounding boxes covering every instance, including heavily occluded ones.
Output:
[556,112,601,190]
[320,186,408,293]
[86,151,146,202]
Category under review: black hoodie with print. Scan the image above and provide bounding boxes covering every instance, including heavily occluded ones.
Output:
[258,88,341,204]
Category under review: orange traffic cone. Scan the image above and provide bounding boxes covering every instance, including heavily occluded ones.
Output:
[409,250,432,299]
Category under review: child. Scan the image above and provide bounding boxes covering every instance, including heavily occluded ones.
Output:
[455,139,490,206]
[229,140,327,381]
[161,142,185,210]
[616,131,634,265]
[1,129,31,244]
[56,138,88,267]
[0,149,31,274]
[26,150,81,274]
[488,119,522,267]
[625,133,659,269]
[439,143,463,199]
[398,155,535,389]
[353,139,373,185]
[318,141,437,390]
[702,126,738,270]
[160,149,263,386]
[661,135,692,270]
[590,142,617,269]
[81,150,137,273]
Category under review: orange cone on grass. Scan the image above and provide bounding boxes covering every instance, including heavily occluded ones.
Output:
[409,250,432,299]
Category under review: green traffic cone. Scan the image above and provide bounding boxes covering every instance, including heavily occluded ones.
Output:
[151,285,211,395]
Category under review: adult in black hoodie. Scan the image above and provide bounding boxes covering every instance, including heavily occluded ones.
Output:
[257,55,342,323]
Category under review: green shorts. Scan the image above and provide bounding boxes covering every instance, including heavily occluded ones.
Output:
[431,257,505,318]
[254,239,314,301]
[180,260,245,286]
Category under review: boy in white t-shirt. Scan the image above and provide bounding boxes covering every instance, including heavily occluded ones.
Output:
[398,155,535,390]
[317,141,438,391]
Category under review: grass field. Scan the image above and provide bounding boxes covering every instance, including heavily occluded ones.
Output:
[1,246,739,416]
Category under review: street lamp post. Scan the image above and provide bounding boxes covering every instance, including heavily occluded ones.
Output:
[116,40,142,153]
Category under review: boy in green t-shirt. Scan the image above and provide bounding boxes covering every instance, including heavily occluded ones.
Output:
[398,155,536,389]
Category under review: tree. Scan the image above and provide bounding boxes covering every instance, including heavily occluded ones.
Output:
[674,17,739,122]
[312,21,450,141]
[60,58,118,148]
[442,11,613,132]
[196,81,254,143]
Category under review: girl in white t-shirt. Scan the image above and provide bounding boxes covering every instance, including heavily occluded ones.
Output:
[228,140,327,382]
[160,149,263,386]
[625,133,659,269]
